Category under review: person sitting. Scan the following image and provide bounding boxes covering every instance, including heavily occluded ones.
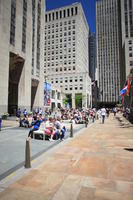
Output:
[28,115,42,138]
[45,117,56,141]
[54,117,66,140]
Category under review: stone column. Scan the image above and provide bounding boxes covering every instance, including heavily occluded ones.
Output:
[72,93,75,109]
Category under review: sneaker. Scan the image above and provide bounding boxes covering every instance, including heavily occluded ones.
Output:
[49,138,55,142]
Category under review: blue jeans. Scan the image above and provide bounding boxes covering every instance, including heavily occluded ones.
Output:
[102,115,105,124]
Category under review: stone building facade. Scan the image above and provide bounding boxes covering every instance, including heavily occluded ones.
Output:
[44,3,91,108]
[121,0,133,78]
[0,0,45,115]
[96,0,123,104]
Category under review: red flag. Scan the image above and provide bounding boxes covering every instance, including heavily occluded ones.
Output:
[122,94,125,104]
[126,78,131,96]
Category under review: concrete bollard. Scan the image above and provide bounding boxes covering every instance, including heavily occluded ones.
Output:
[85,120,88,128]
[70,123,73,137]
[25,138,31,168]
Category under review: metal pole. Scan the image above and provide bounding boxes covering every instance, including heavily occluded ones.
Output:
[70,123,73,137]
[25,138,31,168]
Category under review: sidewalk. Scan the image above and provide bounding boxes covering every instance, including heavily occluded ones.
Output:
[0,114,133,200]
[1,119,19,130]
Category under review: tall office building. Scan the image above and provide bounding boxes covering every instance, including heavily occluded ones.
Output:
[0,0,45,114]
[44,3,91,108]
[96,0,123,104]
[89,32,96,81]
[121,0,133,78]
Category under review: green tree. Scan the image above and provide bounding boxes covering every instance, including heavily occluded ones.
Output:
[75,94,85,108]
[63,97,68,106]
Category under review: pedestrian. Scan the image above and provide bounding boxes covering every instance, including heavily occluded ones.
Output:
[23,109,27,117]
[16,108,21,118]
[101,106,106,124]
[113,107,117,116]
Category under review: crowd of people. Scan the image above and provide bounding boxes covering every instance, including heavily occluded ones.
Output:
[15,105,131,141]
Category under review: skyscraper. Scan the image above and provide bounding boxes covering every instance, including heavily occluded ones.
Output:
[121,0,133,78]
[44,3,91,108]
[0,0,45,114]
[96,0,123,104]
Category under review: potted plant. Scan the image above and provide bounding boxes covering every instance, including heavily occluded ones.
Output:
[2,113,9,120]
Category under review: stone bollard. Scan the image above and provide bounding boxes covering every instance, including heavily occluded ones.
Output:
[25,138,31,168]
[85,120,88,128]
[70,123,73,137]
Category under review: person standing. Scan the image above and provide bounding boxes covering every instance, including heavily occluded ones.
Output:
[101,107,106,124]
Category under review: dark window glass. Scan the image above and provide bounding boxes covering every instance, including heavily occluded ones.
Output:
[45,14,47,22]
[63,10,66,18]
[60,10,62,18]
[56,11,58,19]
[67,9,70,17]
[32,0,36,74]
[36,0,41,77]
[10,0,16,45]
[75,7,78,15]
[22,0,27,52]
[52,12,54,20]
[71,7,73,16]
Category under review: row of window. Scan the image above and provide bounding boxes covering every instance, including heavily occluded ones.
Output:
[64,85,83,91]
[50,76,83,84]
[44,66,76,73]
[45,7,78,22]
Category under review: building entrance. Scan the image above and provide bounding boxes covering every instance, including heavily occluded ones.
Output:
[8,53,24,115]
[66,94,72,108]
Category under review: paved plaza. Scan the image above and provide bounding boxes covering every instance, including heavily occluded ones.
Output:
[0,114,133,200]
[0,120,85,180]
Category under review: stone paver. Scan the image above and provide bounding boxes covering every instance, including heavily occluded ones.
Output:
[0,113,133,200]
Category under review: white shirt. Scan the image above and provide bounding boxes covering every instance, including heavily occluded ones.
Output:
[101,108,106,116]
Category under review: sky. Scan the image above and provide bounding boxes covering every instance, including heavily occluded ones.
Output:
[46,0,96,33]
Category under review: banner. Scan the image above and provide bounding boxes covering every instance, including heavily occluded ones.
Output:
[44,82,51,106]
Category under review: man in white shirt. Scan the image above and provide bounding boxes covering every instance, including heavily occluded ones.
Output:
[101,107,106,124]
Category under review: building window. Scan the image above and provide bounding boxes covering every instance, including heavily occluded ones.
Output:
[22,0,27,53]
[63,9,66,18]
[10,0,16,46]
[56,11,58,19]
[49,13,51,21]
[130,61,133,66]
[80,85,83,90]
[80,76,83,81]
[45,14,47,22]
[67,9,70,17]
[36,0,41,77]
[60,10,62,18]
[32,0,35,74]
[75,7,78,15]
[129,53,132,57]
[75,85,78,90]
[52,12,55,20]
[70,86,72,90]
[71,7,74,16]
